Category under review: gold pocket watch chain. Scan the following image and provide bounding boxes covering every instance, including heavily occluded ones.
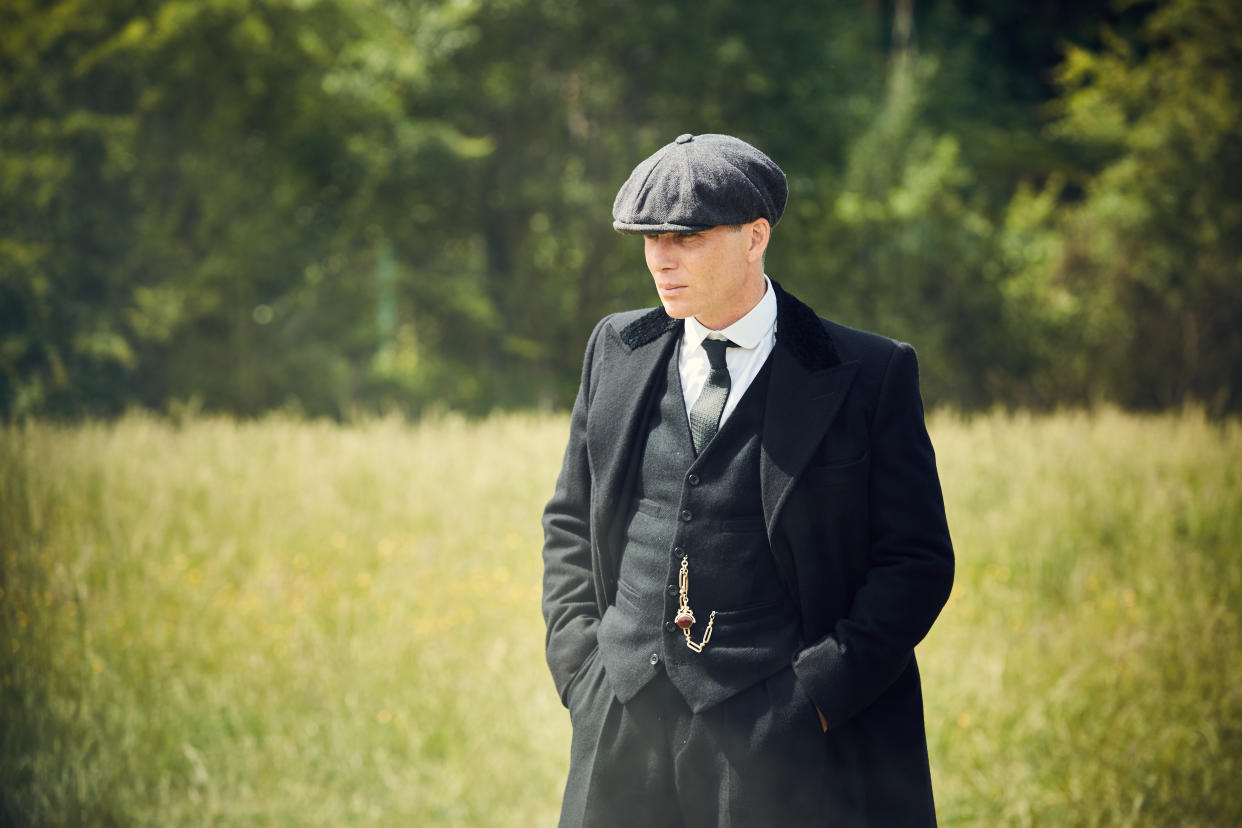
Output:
[674,555,716,653]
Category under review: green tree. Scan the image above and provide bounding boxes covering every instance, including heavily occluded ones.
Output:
[5,0,1235,418]
[1047,0,1242,413]
[0,0,492,418]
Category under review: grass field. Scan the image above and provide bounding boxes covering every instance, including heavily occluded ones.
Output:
[2,409,1240,826]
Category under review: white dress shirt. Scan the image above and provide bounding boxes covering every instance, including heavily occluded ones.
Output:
[678,275,778,429]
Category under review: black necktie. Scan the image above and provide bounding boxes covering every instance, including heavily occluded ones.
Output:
[689,337,734,455]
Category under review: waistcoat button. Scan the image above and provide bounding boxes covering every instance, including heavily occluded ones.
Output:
[687,473,700,486]
[649,653,660,666]
[680,509,692,522]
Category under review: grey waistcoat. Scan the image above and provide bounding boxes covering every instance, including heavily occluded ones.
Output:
[595,346,800,713]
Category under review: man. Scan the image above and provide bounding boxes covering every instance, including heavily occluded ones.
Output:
[542,133,954,827]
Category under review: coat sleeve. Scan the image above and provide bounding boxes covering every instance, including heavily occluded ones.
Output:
[541,317,608,705]
[792,341,954,728]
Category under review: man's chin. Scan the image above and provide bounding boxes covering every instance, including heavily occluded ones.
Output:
[658,299,693,320]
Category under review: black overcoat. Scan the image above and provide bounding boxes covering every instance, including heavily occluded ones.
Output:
[542,281,955,826]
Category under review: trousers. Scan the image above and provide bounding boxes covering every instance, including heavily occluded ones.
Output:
[558,648,830,828]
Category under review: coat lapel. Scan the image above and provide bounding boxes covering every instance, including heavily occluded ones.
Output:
[761,348,858,533]
[760,284,859,592]
[587,309,681,581]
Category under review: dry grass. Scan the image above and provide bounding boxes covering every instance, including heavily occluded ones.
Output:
[1,409,1239,825]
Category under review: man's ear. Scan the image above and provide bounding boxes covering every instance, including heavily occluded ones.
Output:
[746,218,771,264]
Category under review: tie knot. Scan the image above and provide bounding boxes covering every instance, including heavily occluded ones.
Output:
[701,337,733,370]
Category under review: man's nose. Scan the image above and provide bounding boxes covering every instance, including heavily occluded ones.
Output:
[647,240,676,270]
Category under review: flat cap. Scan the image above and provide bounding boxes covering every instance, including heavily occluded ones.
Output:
[612,133,788,234]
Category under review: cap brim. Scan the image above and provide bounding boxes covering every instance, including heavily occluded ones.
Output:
[612,220,716,235]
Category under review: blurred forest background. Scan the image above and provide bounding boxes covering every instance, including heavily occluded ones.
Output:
[3,0,1240,421]
[3,3,1242,825]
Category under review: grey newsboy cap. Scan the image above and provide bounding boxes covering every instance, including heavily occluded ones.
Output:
[612,133,788,234]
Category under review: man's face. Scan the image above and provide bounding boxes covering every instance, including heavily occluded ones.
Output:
[643,223,764,330]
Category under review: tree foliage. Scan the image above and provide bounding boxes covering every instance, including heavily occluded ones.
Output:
[1048,0,1242,412]
[1,0,1238,418]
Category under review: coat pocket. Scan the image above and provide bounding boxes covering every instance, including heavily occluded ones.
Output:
[803,450,870,488]
[564,644,600,713]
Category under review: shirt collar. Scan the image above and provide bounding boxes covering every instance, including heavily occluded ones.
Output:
[685,275,777,350]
